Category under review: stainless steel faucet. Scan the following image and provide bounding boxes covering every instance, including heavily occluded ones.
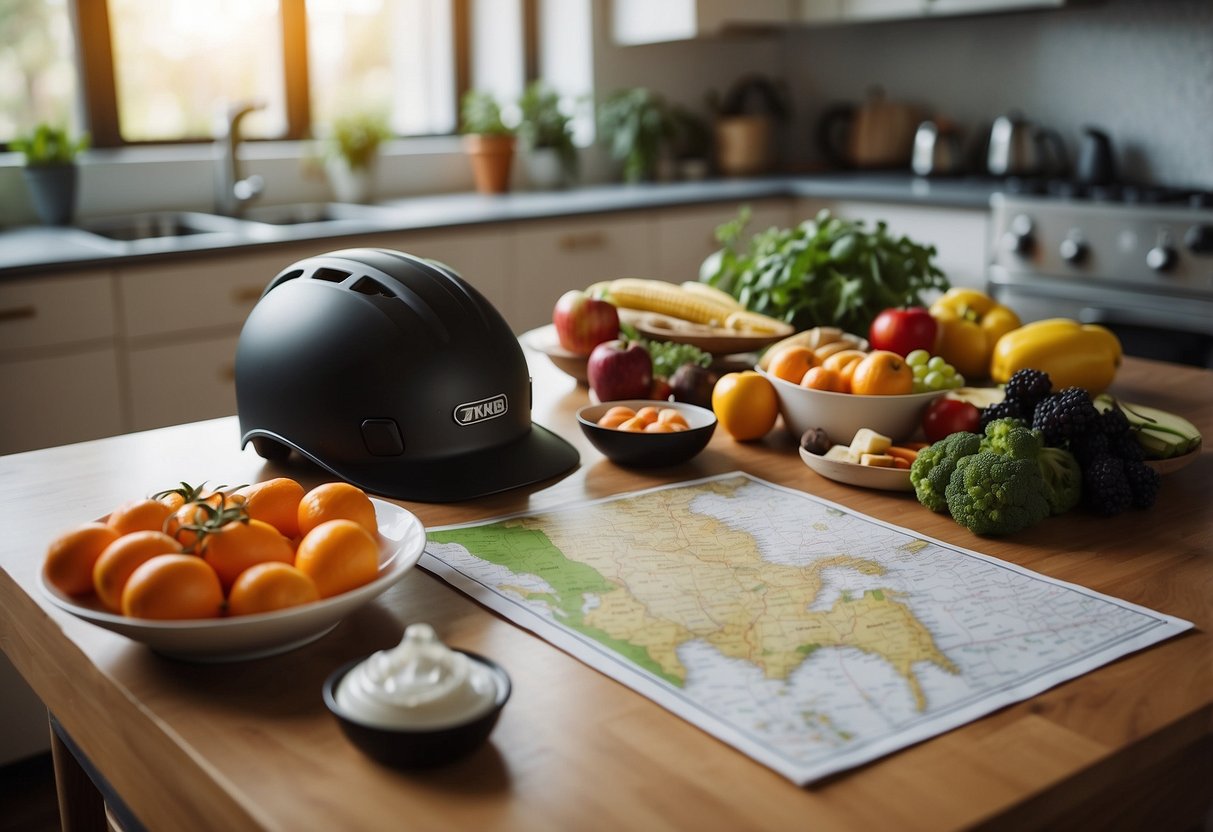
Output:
[214,101,265,217]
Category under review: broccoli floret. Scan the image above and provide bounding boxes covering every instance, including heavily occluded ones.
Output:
[1038,446,1083,515]
[979,417,1042,460]
[944,452,1050,536]
[910,431,982,513]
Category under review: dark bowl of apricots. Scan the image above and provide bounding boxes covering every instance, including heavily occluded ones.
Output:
[576,400,717,468]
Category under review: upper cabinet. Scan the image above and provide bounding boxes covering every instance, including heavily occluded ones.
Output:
[612,0,792,45]
[799,0,1074,24]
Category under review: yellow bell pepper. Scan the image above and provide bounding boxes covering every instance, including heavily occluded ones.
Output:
[990,318,1122,394]
[928,289,1022,380]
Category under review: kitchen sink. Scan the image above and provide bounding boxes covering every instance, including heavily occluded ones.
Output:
[240,202,394,226]
[80,211,248,242]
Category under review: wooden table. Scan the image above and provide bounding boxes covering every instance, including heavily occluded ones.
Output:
[2,353,1210,831]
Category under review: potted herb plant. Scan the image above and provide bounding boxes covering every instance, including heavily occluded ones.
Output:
[324,113,390,203]
[597,88,673,183]
[11,123,89,225]
[461,91,516,194]
[516,82,577,190]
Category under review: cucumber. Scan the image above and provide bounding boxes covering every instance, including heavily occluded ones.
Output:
[1094,394,1202,459]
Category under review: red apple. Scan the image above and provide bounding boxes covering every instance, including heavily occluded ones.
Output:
[587,340,652,402]
[922,397,981,443]
[868,307,938,357]
[553,290,620,356]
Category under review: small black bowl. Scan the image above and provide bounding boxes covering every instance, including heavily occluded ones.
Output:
[577,400,717,468]
[322,650,511,768]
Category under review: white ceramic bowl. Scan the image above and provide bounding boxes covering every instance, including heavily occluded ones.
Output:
[40,498,425,662]
[799,446,914,492]
[757,367,942,446]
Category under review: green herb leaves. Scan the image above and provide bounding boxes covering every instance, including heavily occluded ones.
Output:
[701,209,950,335]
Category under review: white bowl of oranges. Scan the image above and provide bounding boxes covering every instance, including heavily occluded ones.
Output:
[39,479,425,662]
[757,344,943,446]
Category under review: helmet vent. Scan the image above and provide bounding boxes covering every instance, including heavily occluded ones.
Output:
[312,267,351,283]
[350,276,397,298]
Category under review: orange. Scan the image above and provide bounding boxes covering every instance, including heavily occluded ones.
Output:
[618,417,648,432]
[711,371,779,441]
[164,501,215,551]
[120,554,224,620]
[199,518,296,590]
[44,523,121,597]
[227,562,321,616]
[822,350,867,393]
[294,519,380,599]
[767,345,818,384]
[657,409,688,428]
[93,531,183,611]
[598,406,635,429]
[634,406,661,425]
[236,478,305,539]
[801,366,845,392]
[851,350,914,396]
[106,498,174,536]
[297,482,377,538]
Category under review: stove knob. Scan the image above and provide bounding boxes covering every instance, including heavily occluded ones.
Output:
[1059,238,1088,265]
[1146,244,1177,272]
[1185,224,1213,255]
[1002,214,1035,257]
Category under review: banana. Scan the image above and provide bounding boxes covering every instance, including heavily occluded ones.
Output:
[814,340,860,360]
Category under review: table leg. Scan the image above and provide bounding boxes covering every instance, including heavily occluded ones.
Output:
[49,717,107,832]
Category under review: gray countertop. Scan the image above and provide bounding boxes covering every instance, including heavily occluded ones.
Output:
[0,174,999,278]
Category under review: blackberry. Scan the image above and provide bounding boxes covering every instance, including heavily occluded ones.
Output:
[1122,459,1161,509]
[1106,431,1145,462]
[1099,407,1132,438]
[1003,369,1052,411]
[980,399,1023,431]
[1032,387,1100,446]
[1069,431,1110,467]
[1082,456,1132,516]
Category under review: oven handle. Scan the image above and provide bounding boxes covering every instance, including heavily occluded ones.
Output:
[1078,306,1191,331]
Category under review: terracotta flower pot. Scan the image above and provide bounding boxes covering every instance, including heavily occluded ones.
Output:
[463,134,516,194]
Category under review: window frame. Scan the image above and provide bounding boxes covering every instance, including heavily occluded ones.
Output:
[64,0,540,149]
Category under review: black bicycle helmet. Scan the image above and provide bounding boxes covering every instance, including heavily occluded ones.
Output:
[235,247,579,502]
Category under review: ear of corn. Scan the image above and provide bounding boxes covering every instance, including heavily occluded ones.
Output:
[608,278,736,327]
[679,281,744,310]
[723,310,793,336]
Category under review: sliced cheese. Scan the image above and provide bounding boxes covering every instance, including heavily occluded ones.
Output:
[824,444,858,463]
[860,453,897,468]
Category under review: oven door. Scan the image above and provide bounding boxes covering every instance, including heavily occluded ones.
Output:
[988,271,1213,369]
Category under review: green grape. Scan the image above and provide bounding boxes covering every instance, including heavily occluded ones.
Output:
[923,371,945,389]
[906,349,931,367]
[938,364,956,379]
[912,365,928,379]
[927,356,948,371]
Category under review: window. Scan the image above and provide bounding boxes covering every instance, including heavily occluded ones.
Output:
[0,0,79,143]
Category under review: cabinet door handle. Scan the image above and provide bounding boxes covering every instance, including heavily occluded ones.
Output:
[0,305,36,324]
[558,232,607,252]
[231,286,263,304]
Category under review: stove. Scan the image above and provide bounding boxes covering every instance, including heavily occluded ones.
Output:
[987,187,1213,368]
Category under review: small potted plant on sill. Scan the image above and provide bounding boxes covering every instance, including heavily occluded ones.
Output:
[461,91,516,194]
[11,123,89,225]
[516,82,577,190]
[324,113,391,203]
[597,88,674,184]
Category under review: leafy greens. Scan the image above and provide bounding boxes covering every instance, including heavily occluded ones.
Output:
[699,207,950,335]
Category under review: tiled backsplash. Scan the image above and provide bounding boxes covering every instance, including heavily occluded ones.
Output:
[780,0,1213,188]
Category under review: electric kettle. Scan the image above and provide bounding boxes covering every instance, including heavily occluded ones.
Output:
[912,119,964,177]
[987,113,1069,178]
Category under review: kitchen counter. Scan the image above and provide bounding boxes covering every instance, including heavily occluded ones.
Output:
[1,353,1210,831]
[0,174,1000,277]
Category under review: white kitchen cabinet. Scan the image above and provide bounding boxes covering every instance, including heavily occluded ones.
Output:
[126,333,241,432]
[794,197,989,293]
[0,271,124,455]
[511,212,657,333]
[612,0,790,44]
[655,198,792,284]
